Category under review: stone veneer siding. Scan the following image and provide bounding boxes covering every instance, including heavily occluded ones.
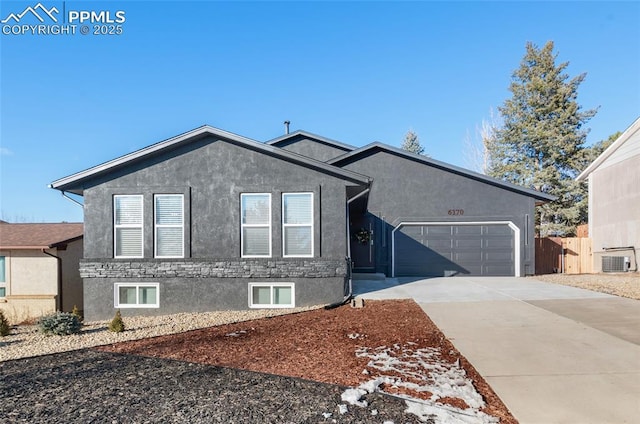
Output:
[80,259,348,279]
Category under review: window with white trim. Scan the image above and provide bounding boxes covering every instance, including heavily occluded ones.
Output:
[282,192,313,257]
[154,194,184,258]
[114,283,159,308]
[241,193,271,257]
[114,195,143,258]
[0,256,6,298]
[249,283,295,308]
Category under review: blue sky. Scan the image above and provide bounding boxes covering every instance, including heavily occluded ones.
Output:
[1,1,639,223]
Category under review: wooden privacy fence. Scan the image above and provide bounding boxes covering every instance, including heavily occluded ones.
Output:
[535,237,592,275]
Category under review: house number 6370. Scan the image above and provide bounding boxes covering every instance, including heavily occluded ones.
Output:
[448,209,464,216]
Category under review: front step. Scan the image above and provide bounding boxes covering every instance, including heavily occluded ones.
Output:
[351,272,386,281]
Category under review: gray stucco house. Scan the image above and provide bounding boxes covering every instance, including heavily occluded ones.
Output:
[51,125,553,320]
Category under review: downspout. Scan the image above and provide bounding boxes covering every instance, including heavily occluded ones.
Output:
[60,191,84,207]
[42,249,63,311]
[326,187,371,310]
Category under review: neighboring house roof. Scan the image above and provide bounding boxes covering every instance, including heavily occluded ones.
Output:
[577,116,640,181]
[328,142,556,202]
[0,223,83,249]
[266,130,356,152]
[50,126,371,194]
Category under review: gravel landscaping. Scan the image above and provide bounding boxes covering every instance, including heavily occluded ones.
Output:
[530,272,640,300]
[0,306,323,362]
[0,350,424,424]
[3,274,636,363]
[1,300,513,423]
[2,275,637,423]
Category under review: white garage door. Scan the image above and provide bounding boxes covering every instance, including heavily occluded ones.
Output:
[393,223,516,277]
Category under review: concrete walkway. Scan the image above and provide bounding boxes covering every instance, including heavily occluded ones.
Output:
[353,276,640,424]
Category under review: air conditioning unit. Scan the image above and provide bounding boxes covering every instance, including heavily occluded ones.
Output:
[602,256,629,272]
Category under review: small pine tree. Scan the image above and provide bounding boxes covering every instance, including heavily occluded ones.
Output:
[108,309,125,333]
[0,310,11,337]
[37,312,81,336]
[401,129,425,155]
[71,305,83,323]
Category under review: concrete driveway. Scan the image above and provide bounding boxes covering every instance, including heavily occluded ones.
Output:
[353,276,640,424]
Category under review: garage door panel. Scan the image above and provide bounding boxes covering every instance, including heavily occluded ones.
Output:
[425,226,453,236]
[485,225,512,236]
[485,238,514,249]
[485,251,513,261]
[425,239,453,249]
[395,223,515,277]
[455,226,483,235]
[454,251,483,261]
[463,264,484,275]
[401,226,423,238]
[455,239,482,249]
[484,264,514,275]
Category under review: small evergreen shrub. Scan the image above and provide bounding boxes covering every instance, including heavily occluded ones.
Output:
[71,305,83,322]
[37,312,82,336]
[108,309,125,333]
[0,311,11,337]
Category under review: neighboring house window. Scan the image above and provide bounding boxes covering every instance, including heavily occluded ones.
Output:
[114,195,144,258]
[114,283,159,308]
[282,192,313,257]
[154,194,184,258]
[241,193,271,257]
[0,256,5,297]
[249,283,294,308]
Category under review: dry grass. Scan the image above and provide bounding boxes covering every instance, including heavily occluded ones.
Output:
[531,272,640,300]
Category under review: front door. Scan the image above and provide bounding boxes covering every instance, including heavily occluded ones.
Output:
[351,213,375,271]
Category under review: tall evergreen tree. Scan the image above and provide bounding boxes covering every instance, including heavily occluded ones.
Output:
[486,41,597,237]
[401,129,426,155]
[582,131,621,165]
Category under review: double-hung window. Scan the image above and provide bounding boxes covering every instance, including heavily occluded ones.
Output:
[154,194,184,258]
[241,193,271,257]
[114,195,143,258]
[0,256,6,297]
[282,193,313,257]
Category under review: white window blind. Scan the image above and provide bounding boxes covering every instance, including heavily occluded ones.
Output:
[155,194,184,258]
[114,195,143,258]
[241,193,271,257]
[283,193,313,257]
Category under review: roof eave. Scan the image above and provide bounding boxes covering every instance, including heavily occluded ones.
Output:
[577,116,640,181]
[329,142,556,202]
[50,235,84,247]
[1,245,50,250]
[50,126,371,192]
[266,130,356,151]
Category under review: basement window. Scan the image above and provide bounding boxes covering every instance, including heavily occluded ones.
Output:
[114,283,159,308]
[248,283,294,308]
